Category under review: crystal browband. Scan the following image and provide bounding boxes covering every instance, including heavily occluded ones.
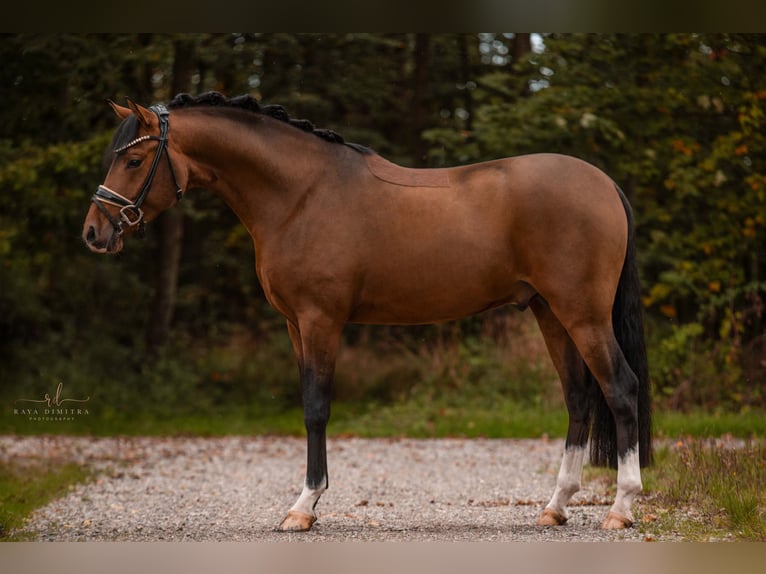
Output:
[113,134,155,154]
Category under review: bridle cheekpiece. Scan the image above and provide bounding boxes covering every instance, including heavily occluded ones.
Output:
[91,104,183,237]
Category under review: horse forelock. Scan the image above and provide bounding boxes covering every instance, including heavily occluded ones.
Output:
[104,115,139,171]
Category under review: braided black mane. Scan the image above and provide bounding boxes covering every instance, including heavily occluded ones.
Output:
[168,91,372,154]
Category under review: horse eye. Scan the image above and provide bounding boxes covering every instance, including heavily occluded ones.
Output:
[127,158,142,168]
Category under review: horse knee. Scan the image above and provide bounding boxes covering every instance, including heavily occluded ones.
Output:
[301,367,332,431]
[303,398,330,431]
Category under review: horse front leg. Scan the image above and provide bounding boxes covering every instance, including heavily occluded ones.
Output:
[278,317,342,532]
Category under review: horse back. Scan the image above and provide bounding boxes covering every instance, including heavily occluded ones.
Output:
[364,154,451,188]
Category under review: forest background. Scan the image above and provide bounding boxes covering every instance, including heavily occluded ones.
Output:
[1,33,764,437]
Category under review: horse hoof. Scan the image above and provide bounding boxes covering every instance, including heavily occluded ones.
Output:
[278,510,317,532]
[601,511,633,529]
[536,508,567,526]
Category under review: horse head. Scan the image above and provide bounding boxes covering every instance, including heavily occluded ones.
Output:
[82,99,184,253]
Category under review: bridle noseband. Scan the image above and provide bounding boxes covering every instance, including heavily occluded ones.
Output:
[91,104,183,237]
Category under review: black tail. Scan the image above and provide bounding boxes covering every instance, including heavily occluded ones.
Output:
[589,185,653,469]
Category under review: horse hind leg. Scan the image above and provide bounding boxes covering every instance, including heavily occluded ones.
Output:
[531,297,595,526]
[566,319,643,529]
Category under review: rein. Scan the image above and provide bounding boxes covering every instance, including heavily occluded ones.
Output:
[91,104,183,237]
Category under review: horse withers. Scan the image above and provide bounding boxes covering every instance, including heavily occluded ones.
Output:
[83,92,651,532]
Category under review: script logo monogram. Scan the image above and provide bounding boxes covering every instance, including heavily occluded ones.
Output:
[15,382,90,408]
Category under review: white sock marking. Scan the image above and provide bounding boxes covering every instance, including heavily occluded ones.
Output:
[289,478,327,517]
[609,447,642,521]
[544,445,586,519]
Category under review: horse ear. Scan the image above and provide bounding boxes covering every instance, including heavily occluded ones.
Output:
[125,97,155,128]
[108,99,132,120]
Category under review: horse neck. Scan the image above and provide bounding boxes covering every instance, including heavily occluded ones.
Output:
[174,110,344,239]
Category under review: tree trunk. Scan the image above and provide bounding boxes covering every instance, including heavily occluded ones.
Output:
[511,33,532,63]
[411,34,431,168]
[146,38,195,350]
[459,34,474,133]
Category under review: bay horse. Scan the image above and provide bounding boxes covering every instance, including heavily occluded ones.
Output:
[83,92,652,532]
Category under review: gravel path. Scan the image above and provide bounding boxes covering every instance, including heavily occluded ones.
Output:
[1,436,659,542]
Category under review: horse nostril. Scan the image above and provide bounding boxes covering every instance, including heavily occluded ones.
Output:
[86,225,96,244]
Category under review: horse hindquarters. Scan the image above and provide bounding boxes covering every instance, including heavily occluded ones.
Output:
[589,186,652,471]
[534,184,651,529]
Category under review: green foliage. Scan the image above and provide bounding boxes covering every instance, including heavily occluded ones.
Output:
[646,319,757,410]
[0,35,174,144]
[0,132,153,386]
[404,335,559,409]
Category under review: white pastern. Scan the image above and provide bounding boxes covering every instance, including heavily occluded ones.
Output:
[609,447,642,522]
[544,445,586,519]
[289,478,327,518]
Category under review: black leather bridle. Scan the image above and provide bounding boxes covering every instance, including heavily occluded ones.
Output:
[91,104,183,237]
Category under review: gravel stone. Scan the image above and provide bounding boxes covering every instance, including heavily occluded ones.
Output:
[1,436,664,541]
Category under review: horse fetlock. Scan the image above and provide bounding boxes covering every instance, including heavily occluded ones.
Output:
[616,448,643,499]
[556,478,581,499]
[622,477,643,497]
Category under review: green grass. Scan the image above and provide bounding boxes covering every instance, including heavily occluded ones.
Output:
[330,400,569,438]
[0,461,91,541]
[4,401,766,440]
[653,409,766,439]
[636,440,766,541]
[0,402,568,439]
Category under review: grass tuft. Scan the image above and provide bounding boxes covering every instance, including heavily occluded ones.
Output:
[639,439,766,541]
[0,460,91,541]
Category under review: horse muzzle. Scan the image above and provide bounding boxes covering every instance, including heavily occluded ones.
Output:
[83,217,124,254]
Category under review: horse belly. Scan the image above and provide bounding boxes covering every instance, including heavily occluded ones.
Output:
[349,245,530,325]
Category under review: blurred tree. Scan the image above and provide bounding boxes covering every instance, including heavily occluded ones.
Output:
[146,36,195,349]
[411,34,432,167]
